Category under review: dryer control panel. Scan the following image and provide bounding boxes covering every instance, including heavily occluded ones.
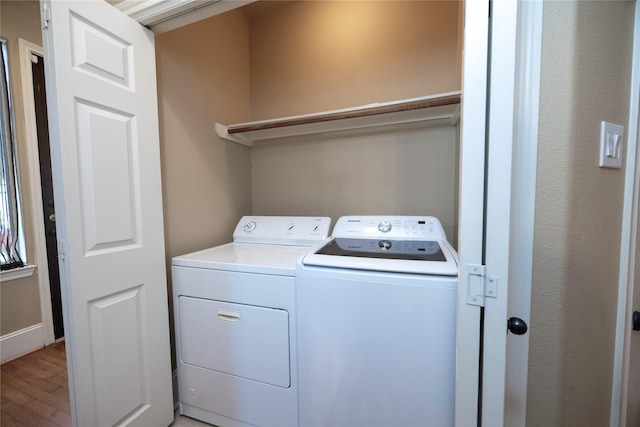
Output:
[233,216,332,246]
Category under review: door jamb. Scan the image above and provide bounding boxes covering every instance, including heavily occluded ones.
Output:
[17,38,55,346]
[610,1,640,425]
[455,1,490,425]
[501,1,543,424]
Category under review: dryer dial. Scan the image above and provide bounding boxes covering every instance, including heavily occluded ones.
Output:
[243,220,257,233]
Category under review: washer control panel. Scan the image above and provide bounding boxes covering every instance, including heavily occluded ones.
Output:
[331,216,447,240]
[233,216,332,246]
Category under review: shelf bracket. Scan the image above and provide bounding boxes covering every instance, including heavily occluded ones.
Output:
[215,123,253,148]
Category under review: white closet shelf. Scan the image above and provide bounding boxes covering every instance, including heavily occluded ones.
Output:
[215,91,461,147]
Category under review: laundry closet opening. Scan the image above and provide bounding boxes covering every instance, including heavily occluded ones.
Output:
[154,0,463,259]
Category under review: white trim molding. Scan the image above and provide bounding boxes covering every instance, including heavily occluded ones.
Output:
[503,1,543,424]
[17,38,56,346]
[455,1,490,425]
[1,323,44,363]
[116,0,256,34]
[0,264,36,282]
[611,1,640,426]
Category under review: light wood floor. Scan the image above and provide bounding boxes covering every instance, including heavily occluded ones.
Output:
[1,341,71,427]
[1,343,210,427]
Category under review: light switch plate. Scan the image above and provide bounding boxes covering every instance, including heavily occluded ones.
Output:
[599,121,624,169]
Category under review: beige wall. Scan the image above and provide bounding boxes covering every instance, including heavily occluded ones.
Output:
[247,1,461,241]
[249,1,461,120]
[251,123,459,241]
[527,1,635,425]
[156,10,252,258]
[155,9,253,364]
[0,1,43,336]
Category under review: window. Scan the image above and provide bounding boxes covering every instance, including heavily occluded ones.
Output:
[1,37,26,271]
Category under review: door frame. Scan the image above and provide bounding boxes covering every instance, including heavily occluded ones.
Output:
[483,1,543,424]
[457,1,542,424]
[455,0,489,423]
[611,1,640,424]
[17,37,56,346]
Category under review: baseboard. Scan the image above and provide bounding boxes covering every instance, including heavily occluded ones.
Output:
[1,323,44,363]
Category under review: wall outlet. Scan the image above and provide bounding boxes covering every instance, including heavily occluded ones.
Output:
[599,121,624,169]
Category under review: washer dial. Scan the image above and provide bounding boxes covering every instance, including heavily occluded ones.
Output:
[378,221,392,233]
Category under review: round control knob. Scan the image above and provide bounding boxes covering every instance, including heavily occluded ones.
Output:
[243,221,257,233]
[378,240,392,251]
[378,221,392,233]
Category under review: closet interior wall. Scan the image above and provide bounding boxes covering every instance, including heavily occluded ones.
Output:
[246,1,462,240]
[155,0,462,365]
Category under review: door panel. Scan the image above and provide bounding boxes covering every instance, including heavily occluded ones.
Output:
[89,287,148,426]
[75,101,139,251]
[41,0,173,425]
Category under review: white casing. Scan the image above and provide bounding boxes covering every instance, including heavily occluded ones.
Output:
[172,216,330,427]
[296,215,458,427]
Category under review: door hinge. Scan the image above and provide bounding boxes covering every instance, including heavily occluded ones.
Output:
[41,4,50,30]
[466,264,497,307]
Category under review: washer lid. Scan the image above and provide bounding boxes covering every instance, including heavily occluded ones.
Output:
[301,216,457,276]
[316,238,446,261]
[302,237,458,276]
[172,242,313,276]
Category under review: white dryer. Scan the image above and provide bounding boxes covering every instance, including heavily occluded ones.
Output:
[296,215,458,427]
[172,216,331,427]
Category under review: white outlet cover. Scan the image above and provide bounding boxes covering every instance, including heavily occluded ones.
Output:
[599,121,624,169]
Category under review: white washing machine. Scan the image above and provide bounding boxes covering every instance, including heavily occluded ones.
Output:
[172,216,331,427]
[296,215,458,427]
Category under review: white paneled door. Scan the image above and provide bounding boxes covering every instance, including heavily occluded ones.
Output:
[458,1,539,425]
[41,0,174,425]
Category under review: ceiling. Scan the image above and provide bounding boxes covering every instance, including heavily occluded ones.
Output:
[110,0,299,33]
